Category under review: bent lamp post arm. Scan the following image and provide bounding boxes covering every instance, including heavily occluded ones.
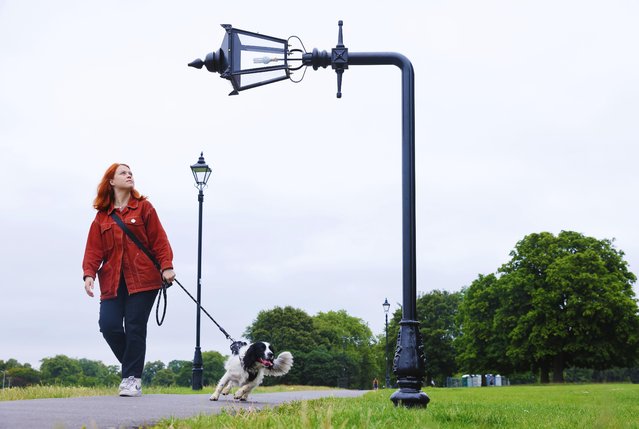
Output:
[305,47,428,408]
[304,27,427,404]
[355,52,427,408]
[299,29,428,405]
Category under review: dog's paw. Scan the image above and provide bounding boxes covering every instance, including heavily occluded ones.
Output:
[209,394,219,401]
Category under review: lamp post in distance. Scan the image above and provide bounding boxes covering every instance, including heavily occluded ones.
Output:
[383,298,391,389]
[190,152,212,390]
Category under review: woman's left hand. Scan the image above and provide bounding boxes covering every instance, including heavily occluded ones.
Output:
[162,269,176,284]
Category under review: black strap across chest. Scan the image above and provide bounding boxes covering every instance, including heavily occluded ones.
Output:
[110,212,168,325]
[110,212,161,270]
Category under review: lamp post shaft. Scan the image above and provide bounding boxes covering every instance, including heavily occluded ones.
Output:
[192,189,204,390]
[347,51,428,407]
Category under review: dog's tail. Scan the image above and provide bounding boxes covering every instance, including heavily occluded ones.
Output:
[266,351,293,377]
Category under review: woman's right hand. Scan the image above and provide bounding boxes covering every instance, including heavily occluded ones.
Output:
[84,277,95,297]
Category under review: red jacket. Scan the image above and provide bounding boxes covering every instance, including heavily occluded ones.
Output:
[83,198,173,300]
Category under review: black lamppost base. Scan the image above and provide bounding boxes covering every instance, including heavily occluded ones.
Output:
[392,321,428,407]
[390,388,430,408]
[192,347,203,390]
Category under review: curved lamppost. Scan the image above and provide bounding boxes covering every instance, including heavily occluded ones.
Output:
[188,21,428,407]
[190,152,212,390]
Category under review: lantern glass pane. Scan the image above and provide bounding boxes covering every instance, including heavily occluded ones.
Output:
[236,33,286,72]
[237,33,285,53]
[191,166,211,185]
[238,69,289,87]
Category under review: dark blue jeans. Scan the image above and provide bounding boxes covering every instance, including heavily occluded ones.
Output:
[99,276,158,378]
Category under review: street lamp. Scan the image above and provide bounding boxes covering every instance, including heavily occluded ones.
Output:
[189,21,429,407]
[190,152,212,390]
[383,298,391,388]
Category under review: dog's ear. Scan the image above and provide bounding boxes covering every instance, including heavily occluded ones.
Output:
[242,342,262,371]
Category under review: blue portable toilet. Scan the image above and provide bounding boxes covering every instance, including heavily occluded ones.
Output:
[462,374,469,387]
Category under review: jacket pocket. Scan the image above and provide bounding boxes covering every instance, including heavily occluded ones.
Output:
[100,223,114,251]
[127,220,149,247]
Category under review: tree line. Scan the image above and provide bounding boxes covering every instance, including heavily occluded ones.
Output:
[1,308,378,390]
[3,231,639,389]
[0,352,227,389]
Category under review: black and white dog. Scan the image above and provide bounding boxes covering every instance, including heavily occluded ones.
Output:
[210,341,293,401]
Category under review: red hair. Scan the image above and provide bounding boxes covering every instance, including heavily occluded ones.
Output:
[93,163,146,211]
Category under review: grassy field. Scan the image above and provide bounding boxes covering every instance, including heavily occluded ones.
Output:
[0,384,331,401]
[151,384,639,429]
[2,383,638,428]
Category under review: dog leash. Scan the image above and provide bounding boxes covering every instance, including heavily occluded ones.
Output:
[169,277,236,342]
[110,213,236,342]
[167,278,247,356]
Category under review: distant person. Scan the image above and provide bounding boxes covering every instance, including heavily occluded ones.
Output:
[373,378,379,390]
[82,163,175,397]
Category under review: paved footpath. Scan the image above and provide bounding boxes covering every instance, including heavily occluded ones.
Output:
[0,390,367,429]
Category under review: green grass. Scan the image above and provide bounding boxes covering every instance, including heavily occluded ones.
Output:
[0,384,332,401]
[0,385,115,401]
[150,384,639,429]
[3,384,638,428]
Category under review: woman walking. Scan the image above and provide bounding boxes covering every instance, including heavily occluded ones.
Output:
[83,163,176,397]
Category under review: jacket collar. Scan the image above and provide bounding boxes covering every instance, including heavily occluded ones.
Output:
[107,197,140,215]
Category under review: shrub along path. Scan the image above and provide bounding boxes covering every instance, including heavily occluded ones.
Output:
[0,389,367,428]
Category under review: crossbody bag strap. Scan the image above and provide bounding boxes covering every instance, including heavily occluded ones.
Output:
[110,212,161,269]
[110,212,168,326]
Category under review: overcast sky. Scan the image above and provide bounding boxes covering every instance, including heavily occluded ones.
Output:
[1,0,638,370]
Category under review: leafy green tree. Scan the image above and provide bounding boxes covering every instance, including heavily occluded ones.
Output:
[0,359,41,387]
[167,360,192,387]
[502,231,639,382]
[77,358,120,386]
[0,359,21,371]
[244,307,380,388]
[244,306,318,354]
[313,310,373,349]
[142,360,165,385]
[6,366,41,387]
[312,310,379,389]
[456,275,517,376]
[417,290,463,385]
[302,349,341,386]
[154,368,176,386]
[202,351,226,387]
[244,306,319,385]
[459,231,639,383]
[40,355,82,386]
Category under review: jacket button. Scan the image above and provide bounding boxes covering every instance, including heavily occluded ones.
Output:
[131,219,136,223]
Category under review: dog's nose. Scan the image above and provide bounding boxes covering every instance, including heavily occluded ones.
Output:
[267,352,274,359]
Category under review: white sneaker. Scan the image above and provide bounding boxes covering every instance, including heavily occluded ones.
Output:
[119,376,142,397]
[118,378,128,390]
